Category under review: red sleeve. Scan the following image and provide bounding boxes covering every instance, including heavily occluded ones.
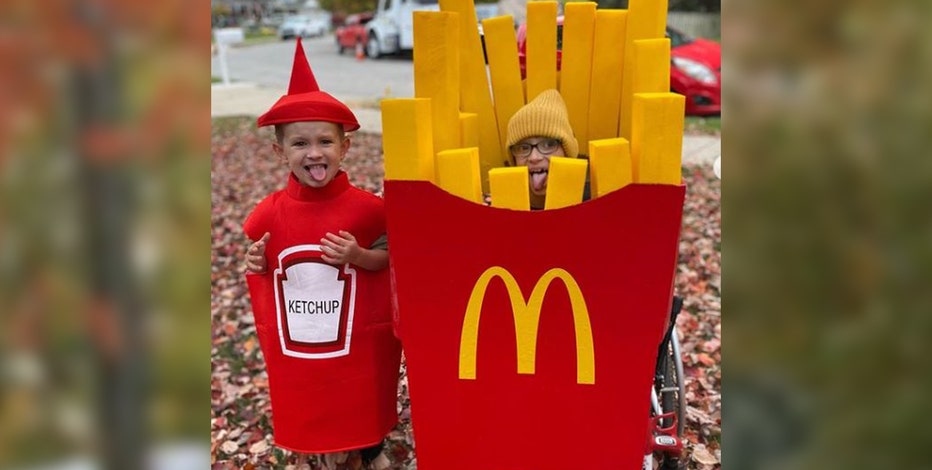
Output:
[243,194,275,242]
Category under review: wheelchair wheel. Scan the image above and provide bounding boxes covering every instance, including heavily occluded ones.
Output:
[655,328,686,470]
[661,328,686,437]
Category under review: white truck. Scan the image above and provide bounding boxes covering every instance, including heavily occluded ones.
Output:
[365,0,499,58]
[365,0,440,58]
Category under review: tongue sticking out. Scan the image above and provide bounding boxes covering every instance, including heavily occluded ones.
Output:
[309,165,328,182]
[530,171,548,191]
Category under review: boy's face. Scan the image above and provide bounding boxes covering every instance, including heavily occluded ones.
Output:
[273,121,350,188]
[510,137,565,200]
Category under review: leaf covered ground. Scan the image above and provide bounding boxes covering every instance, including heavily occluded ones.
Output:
[210,117,721,469]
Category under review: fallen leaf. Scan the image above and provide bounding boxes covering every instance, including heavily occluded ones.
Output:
[249,439,270,455]
[696,353,716,366]
[243,336,257,354]
[692,444,719,465]
[220,440,238,454]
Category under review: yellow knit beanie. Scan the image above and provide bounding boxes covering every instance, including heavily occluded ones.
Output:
[506,89,579,159]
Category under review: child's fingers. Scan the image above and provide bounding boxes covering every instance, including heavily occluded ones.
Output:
[320,237,340,251]
[321,244,345,258]
[251,233,271,250]
[338,230,356,242]
[323,231,347,244]
[249,235,270,254]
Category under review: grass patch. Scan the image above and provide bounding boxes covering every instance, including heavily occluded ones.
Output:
[685,115,721,135]
[241,29,279,46]
[212,76,221,83]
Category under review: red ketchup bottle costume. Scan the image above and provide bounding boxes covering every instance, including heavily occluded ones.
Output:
[243,39,402,453]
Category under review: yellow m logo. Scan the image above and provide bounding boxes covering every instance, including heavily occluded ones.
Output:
[458,267,595,385]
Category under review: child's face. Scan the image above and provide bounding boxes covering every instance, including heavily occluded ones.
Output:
[273,121,349,188]
[510,137,565,200]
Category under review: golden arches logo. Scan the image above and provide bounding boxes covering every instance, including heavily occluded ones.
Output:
[458,267,595,385]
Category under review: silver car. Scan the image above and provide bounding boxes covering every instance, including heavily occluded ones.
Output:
[278,15,327,39]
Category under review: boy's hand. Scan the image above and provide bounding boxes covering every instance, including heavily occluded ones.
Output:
[320,230,360,266]
[246,232,270,273]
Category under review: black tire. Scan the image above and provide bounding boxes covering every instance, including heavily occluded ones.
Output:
[366,34,381,59]
[660,341,678,428]
[660,456,684,470]
[657,332,686,470]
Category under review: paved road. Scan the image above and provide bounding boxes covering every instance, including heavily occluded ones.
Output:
[211,34,415,103]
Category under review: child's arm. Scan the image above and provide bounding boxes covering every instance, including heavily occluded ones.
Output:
[245,232,271,274]
[320,230,389,271]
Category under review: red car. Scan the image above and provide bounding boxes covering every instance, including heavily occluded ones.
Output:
[336,12,374,54]
[516,18,721,115]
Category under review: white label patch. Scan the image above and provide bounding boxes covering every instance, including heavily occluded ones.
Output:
[281,262,344,343]
[274,245,357,359]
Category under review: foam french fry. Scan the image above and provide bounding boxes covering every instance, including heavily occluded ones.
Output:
[544,157,589,210]
[483,15,526,159]
[414,11,461,155]
[630,38,671,100]
[559,2,597,152]
[588,138,632,197]
[631,93,684,185]
[618,0,669,139]
[382,98,435,182]
[440,0,503,192]
[436,147,483,203]
[586,10,627,142]
[489,167,530,210]
[525,1,558,101]
[460,112,478,148]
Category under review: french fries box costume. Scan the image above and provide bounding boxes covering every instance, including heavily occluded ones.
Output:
[243,39,401,453]
[381,1,686,468]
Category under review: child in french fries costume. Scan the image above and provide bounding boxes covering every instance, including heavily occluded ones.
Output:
[381,0,685,468]
[242,38,401,458]
[505,88,585,209]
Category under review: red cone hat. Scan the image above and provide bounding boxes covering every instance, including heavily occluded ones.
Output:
[257,38,360,131]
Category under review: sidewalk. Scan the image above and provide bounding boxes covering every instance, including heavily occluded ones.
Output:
[212,83,719,165]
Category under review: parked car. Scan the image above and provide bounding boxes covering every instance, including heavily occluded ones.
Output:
[516,18,721,115]
[335,12,374,54]
[278,15,328,40]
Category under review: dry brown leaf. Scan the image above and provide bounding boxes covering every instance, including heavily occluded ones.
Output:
[691,443,719,465]
[371,453,392,470]
[220,440,238,454]
[249,439,270,455]
[243,336,257,354]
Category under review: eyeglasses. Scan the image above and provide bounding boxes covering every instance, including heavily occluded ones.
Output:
[509,139,562,159]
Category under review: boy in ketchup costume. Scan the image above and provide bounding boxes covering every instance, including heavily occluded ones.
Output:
[242,38,400,467]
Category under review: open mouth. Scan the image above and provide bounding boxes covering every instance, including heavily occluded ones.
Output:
[529,168,548,191]
[305,163,328,182]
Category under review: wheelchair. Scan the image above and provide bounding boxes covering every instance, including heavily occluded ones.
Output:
[646,296,686,470]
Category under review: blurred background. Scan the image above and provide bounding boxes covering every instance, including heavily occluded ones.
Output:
[1,0,209,469]
[723,0,932,468]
